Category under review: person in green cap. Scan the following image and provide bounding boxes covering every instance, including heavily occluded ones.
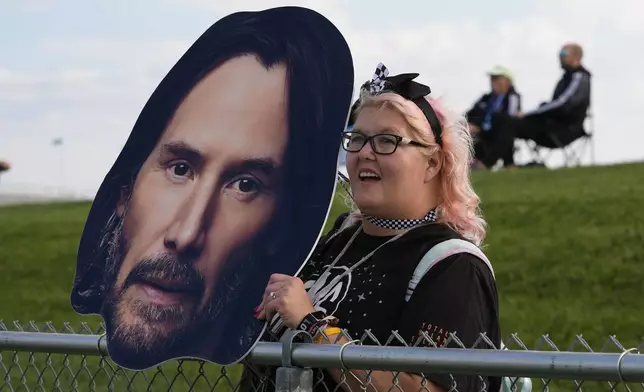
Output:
[466,65,522,169]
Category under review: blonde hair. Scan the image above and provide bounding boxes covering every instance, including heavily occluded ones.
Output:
[343,90,487,246]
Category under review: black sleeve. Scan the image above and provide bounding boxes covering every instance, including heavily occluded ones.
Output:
[525,71,590,117]
[561,73,591,113]
[465,95,487,125]
[396,254,500,392]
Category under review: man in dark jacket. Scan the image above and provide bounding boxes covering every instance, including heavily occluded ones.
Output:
[467,66,522,169]
[512,43,591,151]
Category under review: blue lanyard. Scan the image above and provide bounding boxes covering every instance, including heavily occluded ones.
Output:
[482,93,505,131]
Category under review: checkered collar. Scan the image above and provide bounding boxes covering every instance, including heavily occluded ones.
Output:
[364,209,438,231]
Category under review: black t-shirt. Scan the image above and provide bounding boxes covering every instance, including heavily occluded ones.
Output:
[241,213,502,392]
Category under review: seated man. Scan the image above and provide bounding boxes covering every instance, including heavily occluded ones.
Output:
[466,66,521,169]
[513,43,591,153]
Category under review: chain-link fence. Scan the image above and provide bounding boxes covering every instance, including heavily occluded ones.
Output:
[1,320,643,392]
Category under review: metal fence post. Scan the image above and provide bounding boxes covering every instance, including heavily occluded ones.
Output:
[275,330,314,392]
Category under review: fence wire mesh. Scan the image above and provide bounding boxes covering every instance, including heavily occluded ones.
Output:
[1,320,642,392]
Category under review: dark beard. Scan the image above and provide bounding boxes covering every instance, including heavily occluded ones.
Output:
[100,218,264,370]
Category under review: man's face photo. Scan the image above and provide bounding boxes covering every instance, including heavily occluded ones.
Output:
[70,6,355,370]
[104,55,288,361]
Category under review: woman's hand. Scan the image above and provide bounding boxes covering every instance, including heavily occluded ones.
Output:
[255,273,316,329]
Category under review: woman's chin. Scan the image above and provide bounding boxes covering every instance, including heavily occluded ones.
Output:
[352,195,382,214]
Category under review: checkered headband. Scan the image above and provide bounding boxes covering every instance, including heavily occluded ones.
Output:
[359,62,443,146]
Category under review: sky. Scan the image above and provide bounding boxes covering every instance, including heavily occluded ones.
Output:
[1,0,643,199]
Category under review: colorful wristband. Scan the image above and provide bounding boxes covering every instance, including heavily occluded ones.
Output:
[301,314,339,338]
[314,326,342,343]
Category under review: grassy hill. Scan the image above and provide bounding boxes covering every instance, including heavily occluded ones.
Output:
[1,162,643,391]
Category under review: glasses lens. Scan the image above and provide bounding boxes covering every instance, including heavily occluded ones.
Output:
[373,134,398,154]
[342,132,365,151]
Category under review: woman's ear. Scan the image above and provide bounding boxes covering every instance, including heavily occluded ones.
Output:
[424,152,443,183]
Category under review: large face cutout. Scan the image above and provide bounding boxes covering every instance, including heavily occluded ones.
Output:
[70,6,354,370]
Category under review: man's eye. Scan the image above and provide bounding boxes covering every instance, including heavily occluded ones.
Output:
[171,163,192,177]
[231,178,262,194]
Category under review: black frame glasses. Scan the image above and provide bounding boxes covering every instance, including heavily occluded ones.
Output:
[341,130,429,155]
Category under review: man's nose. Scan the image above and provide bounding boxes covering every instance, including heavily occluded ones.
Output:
[164,190,214,254]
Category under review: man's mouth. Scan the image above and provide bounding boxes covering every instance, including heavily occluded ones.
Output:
[358,170,381,182]
[120,256,206,309]
[132,277,201,307]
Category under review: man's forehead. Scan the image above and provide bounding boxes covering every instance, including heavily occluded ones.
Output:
[155,55,290,163]
[181,55,288,113]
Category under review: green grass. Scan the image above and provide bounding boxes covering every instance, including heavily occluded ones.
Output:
[1,163,643,391]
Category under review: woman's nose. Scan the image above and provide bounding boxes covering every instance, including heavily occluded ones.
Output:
[358,139,376,159]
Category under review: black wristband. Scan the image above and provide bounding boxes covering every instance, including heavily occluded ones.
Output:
[299,312,339,337]
[297,311,327,335]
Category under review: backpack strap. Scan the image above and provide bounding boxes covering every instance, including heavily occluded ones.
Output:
[404,239,532,392]
[406,238,494,302]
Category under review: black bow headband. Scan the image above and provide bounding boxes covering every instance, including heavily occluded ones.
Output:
[359,62,443,146]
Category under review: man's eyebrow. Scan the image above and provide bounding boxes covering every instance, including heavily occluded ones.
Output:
[159,141,204,162]
[233,157,281,176]
[159,141,281,176]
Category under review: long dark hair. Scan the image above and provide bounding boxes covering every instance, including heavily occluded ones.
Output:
[71,6,354,315]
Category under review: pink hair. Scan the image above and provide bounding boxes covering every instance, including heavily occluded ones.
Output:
[346,91,487,246]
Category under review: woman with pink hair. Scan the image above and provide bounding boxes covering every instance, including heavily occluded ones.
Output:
[243,63,501,392]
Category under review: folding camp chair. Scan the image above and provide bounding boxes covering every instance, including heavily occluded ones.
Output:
[517,110,595,168]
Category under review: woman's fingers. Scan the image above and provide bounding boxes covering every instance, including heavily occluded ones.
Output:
[255,275,306,323]
[268,273,292,284]
[262,282,285,306]
[255,282,283,310]
[256,281,287,319]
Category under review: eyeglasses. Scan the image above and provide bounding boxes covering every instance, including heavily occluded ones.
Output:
[341,130,429,155]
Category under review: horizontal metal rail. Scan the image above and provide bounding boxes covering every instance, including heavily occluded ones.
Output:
[1,330,642,383]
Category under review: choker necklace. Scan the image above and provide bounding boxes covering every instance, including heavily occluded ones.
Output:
[364,209,438,231]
